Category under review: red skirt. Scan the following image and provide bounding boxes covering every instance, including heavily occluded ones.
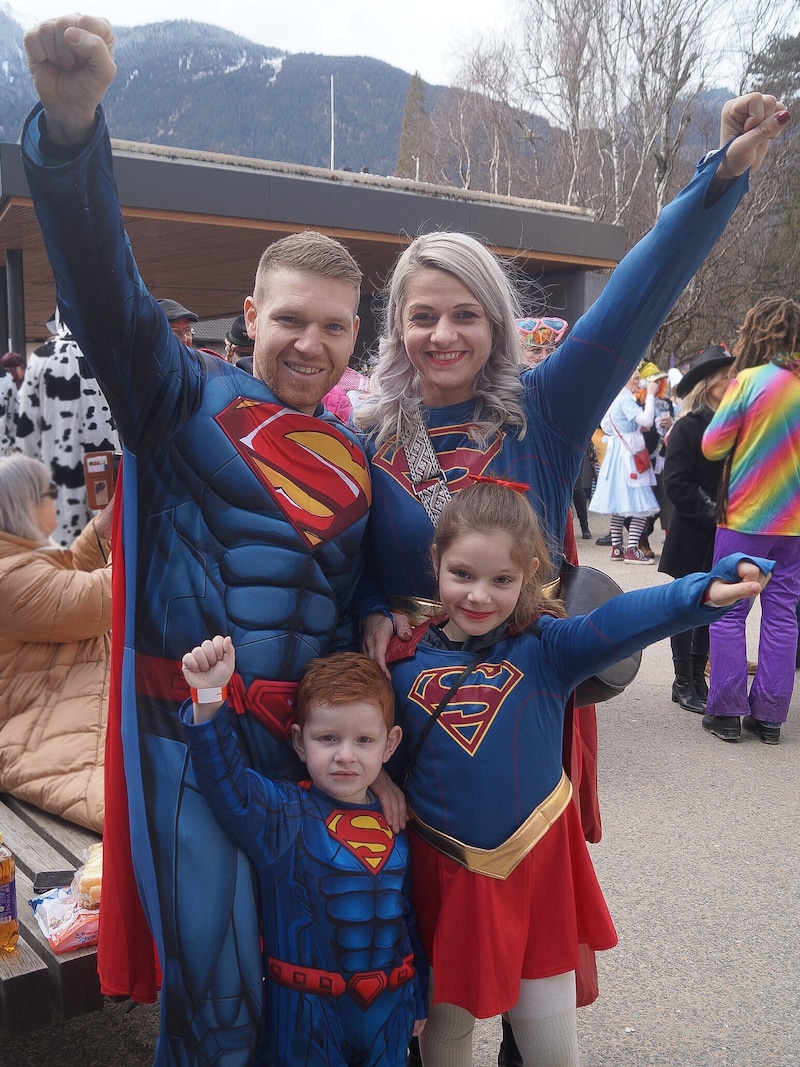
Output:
[409,800,617,1019]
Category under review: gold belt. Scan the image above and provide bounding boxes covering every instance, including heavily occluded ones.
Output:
[409,770,572,880]
[388,594,444,627]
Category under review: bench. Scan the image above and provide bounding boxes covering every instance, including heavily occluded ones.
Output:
[0,794,104,1038]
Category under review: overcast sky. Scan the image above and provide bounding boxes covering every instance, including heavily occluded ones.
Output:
[8,0,514,85]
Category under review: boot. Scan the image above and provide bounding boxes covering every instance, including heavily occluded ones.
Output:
[406,1037,423,1067]
[691,655,708,705]
[498,1018,523,1067]
[671,661,705,714]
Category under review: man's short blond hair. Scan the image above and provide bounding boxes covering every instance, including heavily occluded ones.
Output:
[254,231,362,311]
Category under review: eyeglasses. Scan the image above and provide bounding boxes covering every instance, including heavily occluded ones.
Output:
[170,323,196,342]
[41,483,58,500]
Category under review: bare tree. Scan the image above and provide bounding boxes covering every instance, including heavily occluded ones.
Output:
[442,0,798,361]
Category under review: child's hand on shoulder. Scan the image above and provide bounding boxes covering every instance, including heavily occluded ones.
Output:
[181,635,235,692]
[413,1019,426,1037]
[706,560,770,608]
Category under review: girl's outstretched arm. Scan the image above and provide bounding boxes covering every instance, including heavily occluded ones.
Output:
[704,559,770,608]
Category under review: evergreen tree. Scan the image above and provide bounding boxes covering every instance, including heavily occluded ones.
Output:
[395,73,427,178]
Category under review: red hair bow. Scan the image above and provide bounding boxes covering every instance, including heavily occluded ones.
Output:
[471,474,531,494]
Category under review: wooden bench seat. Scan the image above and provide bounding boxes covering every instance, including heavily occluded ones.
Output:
[0,794,103,1037]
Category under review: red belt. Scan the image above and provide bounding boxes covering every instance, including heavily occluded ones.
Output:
[266,954,415,1010]
[134,653,298,741]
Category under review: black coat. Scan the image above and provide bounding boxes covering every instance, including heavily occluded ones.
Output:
[658,406,724,578]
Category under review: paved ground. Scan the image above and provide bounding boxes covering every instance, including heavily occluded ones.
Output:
[8,513,800,1065]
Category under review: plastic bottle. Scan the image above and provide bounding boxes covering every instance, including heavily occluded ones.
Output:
[0,831,19,951]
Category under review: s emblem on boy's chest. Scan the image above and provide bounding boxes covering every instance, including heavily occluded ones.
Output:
[326,811,395,874]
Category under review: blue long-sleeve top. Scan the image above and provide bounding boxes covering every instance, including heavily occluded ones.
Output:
[358,149,749,614]
[388,554,773,850]
[181,701,429,1022]
[21,105,372,780]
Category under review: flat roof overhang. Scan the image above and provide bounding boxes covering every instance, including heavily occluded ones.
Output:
[0,138,626,343]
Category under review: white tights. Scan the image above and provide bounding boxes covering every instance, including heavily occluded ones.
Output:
[418,971,579,1067]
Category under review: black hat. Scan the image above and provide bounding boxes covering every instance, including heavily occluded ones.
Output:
[675,344,734,399]
[158,298,198,323]
[225,314,253,349]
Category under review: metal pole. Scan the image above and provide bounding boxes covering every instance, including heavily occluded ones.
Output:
[330,75,335,170]
[6,250,25,359]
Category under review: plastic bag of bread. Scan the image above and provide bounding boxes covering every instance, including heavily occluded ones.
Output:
[72,841,102,908]
[29,887,99,954]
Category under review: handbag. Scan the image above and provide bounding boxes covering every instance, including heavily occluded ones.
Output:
[632,448,651,475]
[608,416,652,479]
[543,561,641,704]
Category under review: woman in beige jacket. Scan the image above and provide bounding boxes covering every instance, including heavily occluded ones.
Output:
[0,454,112,831]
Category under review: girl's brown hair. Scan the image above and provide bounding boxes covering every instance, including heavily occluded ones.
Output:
[431,478,566,630]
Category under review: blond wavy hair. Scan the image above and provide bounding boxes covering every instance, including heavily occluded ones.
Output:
[355,232,528,450]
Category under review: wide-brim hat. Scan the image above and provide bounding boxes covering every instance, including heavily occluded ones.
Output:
[158,298,198,323]
[675,344,733,398]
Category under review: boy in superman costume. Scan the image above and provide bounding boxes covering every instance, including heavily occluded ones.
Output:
[180,647,428,1067]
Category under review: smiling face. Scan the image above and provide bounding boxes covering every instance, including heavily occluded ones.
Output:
[401,267,494,407]
[245,267,360,414]
[435,529,537,642]
[292,700,401,805]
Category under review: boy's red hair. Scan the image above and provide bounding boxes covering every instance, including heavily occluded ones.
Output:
[297,652,395,731]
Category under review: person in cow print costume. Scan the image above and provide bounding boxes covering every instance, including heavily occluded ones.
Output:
[0,365,16,457]
[14,309,118,546]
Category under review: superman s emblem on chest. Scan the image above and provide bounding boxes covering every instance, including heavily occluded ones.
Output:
[409,661,524,755]
[326,811,395,874]
[215,399,371,548]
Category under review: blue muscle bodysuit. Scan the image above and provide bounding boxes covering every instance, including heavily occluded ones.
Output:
[22,106,371,1064]
[387,554,773,1017]
[181,703,428,1067]
[358,152,751,608]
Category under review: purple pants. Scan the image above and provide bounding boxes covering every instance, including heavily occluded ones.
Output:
[707,528,800,724]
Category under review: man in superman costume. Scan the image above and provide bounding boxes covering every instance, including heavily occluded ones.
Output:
[22,16,376,1063]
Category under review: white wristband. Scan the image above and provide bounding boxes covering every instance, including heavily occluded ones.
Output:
[190,686,227,704]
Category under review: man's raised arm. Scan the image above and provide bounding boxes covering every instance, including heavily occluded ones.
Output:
[23,15,116,146]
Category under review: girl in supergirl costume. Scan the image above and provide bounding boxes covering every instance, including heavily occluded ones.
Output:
[386,476,771,1066]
